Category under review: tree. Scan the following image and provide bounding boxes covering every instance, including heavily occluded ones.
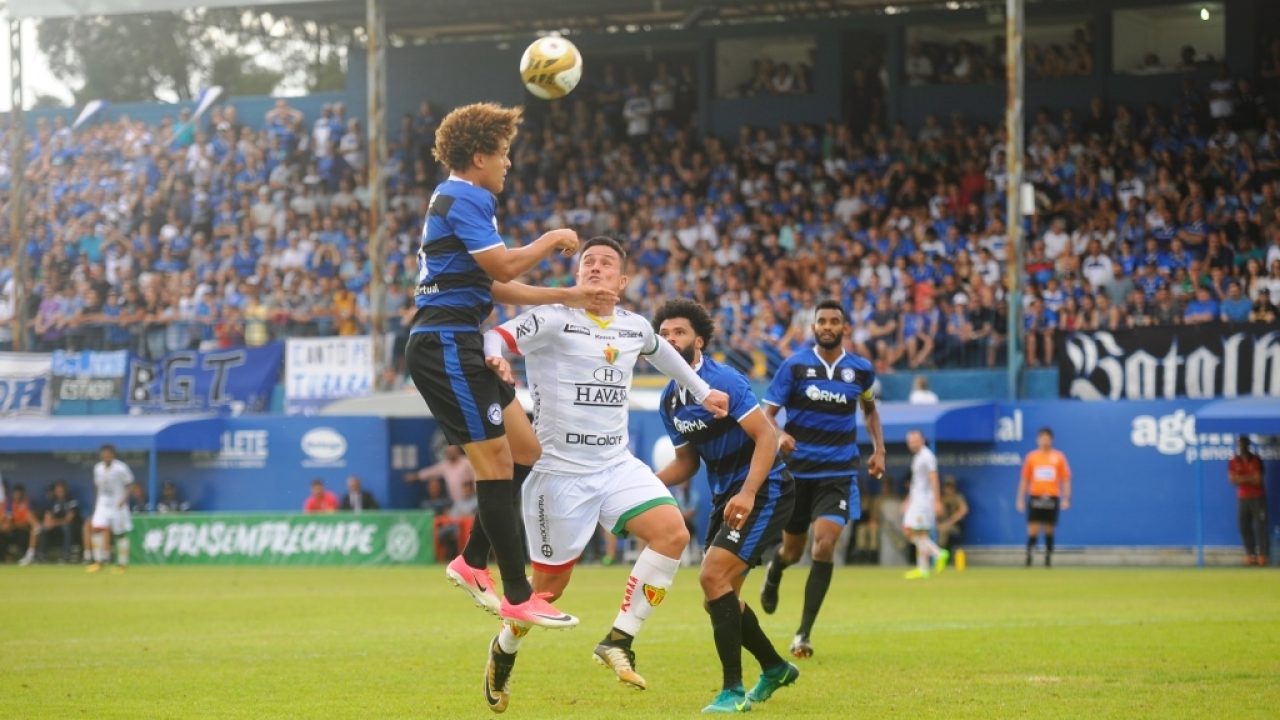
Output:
[38,13,203,104]
[211,54,285,98]
[30,94,67,110]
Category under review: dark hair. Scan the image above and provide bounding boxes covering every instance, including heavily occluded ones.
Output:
[814,299,848,322]
[581,236,627,262]
[100,443,116,454]
[311,478,325,487]
[1038,427,1054,439]
[652,298,716,345]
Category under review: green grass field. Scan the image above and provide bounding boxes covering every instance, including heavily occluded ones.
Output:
[2,564,1277,719]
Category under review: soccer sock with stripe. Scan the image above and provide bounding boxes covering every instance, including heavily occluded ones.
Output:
[475,479,532,605]
[797,560,833,636]
[707,591,744,690]
[612,547,680,639]
[740,603,786,672]
[460,464,531,569]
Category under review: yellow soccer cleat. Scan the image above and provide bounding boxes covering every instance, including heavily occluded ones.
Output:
[112,566,127,575]
[904,568,929,580]
[592,643,647,690]
[85,563,102,574]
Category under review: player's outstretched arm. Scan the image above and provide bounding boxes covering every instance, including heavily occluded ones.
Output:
[491,280,617,308]
[643,339,724,415]
[657,444,701,487]
[473,228,580,283]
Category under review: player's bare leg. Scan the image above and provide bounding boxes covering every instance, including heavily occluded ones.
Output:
[905,529,942,580]
[591,504,688,690]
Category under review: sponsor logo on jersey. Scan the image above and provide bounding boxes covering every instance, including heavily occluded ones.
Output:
[805,368,817,378]
[593,366,624,384]
[642,583,667,607]
[603,344,620,365]
[617,329,644,339]
[573,384,628,407]
[805,385,848,404]
[516,314,540,339]
[674,416,710,434]
[563,323,591,335]
[565,432,624,446]
[841,368,855,383]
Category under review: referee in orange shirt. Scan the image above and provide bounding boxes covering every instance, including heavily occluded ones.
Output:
[1016,427,1072,568]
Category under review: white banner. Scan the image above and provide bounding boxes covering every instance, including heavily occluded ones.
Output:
[285,337,374,415]
[0,352,52,416]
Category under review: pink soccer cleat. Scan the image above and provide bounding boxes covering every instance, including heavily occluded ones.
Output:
[446,555,501,616]
[499,592,579,629]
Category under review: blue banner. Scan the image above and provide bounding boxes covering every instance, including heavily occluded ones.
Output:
[126,344,283,414]
[51,350,127,415]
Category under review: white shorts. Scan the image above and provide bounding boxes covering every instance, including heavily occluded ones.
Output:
[903,498,935,532]
[522,453,677,568]
[91,504,132,535]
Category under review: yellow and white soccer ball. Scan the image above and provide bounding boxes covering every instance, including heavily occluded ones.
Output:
[519,36,583,100]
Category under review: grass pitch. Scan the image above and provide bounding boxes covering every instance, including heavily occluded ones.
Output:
[2,564,1276,719]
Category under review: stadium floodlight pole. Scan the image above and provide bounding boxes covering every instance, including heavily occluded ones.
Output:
[366,0,388,385]
[8,19,26,351]
[1003,0,1025,400]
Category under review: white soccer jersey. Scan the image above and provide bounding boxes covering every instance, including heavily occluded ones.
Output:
[495,305,660,475]
[909,447,937,503]
[94,459,135,510]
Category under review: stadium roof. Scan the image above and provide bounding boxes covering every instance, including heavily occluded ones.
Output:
[9,0,995,39]
[1195,398,1280,436]
[0,415,223,453]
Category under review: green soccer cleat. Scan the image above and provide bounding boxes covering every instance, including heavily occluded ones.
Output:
[904,568,929,580]
[747,661,799,703]
[934,549,951,575]
[702,686,751,713]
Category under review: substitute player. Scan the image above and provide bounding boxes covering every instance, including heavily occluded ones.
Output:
[653,299,800,714]
[408,102,613,628]
[86,444,134,575]
[1016,427,1072,567]
[759,300,884,658]
[903,430,947,580]
[478,237,730,711]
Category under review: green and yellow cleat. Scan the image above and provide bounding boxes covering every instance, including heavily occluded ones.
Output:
[904,568,930,580]
[747,662,799,703]
[934,549,951,575]
[702,686,751,713]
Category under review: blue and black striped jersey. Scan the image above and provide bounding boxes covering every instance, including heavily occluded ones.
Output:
[763,348,875,479]
[412,178,504,331]
[660,355,787,500]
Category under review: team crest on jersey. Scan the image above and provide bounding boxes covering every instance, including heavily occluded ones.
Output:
[805,368,817,378]
[841,368,854,383]
[603,344,620,365]
[643,584,667,607]
[487,403,503,425]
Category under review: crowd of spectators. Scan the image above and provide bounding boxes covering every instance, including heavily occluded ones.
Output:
[906,27,1093,86]
[1,55,1278,383]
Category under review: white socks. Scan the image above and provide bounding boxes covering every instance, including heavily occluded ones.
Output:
[115,536,130,566]
[92,532,108,563]
[612,548,680,637]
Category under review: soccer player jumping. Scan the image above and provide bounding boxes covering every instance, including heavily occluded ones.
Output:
[759,300,884,657]
[477,237,730,711]
[407,103,615,630]
[654,299,800,714]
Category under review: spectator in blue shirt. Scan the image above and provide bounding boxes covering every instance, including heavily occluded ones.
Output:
[1183,286,1219,324]
[1219,282,1253,322]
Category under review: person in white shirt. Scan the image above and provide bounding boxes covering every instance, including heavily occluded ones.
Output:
[622,84,653,142]
[87,444,135,574]
[481,237,729,699]
[903,430,947,579]
[908,376,939,405]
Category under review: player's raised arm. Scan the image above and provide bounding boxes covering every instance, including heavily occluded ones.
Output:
[473,228,581,283]
[491,280,617,308]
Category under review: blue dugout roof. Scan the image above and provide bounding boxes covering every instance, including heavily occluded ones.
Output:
[0,415,223,453]
[1195,398,1280,435]
[857,401,997,444]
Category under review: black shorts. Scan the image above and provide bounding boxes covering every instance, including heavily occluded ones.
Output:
[406,330,516,446]
[705,473,796,568]
[1027,495,1060,525]
[785,474,860,535]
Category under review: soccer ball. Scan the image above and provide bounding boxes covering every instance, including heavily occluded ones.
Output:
[519,36,583,100]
